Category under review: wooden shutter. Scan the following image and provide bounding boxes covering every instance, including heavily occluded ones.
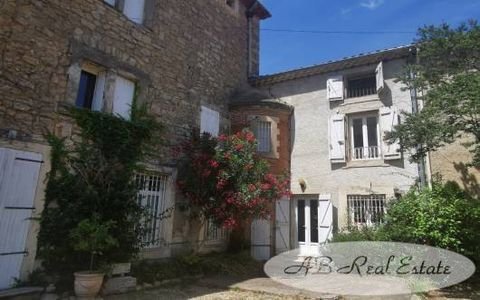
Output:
[0,149,41,289]
[251,219,271,261]
[275,197,290,254]
[200,106,220,137]
[376,61,385,92]
[123,0,145,24]
[380,106,401,160]
[113,75,135,120]
[326,75,344,101]
[318,194,332,245]
[329,114,346,163]
[91,71,106,112]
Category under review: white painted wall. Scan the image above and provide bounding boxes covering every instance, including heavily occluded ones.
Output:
[262,58,419,230]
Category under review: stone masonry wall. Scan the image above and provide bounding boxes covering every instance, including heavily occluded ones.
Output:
[0,0,258,163]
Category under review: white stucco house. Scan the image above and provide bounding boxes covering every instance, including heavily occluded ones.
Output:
[249,45,427,255]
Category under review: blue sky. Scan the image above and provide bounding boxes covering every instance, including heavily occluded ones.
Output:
[259,0,480,75]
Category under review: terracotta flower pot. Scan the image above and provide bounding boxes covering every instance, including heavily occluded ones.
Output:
[74,271,104,299]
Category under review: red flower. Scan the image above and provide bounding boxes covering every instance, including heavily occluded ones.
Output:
[245,131,255,143]
[209,159,219,168]
[218,134,228,141]
[248,184,256,192]
[261,183,272,190]
[235,143,244,151]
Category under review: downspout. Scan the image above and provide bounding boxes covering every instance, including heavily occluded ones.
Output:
[409,47,428,188]
[246,1,260,78]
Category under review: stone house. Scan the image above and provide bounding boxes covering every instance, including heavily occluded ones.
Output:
[243,46,426,255]
[0,0,270,289]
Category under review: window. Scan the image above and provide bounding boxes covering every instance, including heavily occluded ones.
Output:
[200,106,220,137]
[254,121,272,153]
[103,0,145,24]
[349,113,380,160]
[204,218,228,241]
[346,75,376,98]
[75,69,105,111]
[348,194,386,226]
[136,173,171,248]
[112,75,135,120]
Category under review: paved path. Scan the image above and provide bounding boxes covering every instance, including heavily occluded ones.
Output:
[106,275,479,300]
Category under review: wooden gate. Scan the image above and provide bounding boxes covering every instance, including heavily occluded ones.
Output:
[275,196,290,254]
[250,219,270,261]
[0,148,42,289]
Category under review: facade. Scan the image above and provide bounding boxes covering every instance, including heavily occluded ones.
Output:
[230,88,293,258]
[248,46,423,254]
[0,0,270,288]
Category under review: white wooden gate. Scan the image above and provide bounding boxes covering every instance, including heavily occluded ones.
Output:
[275,196,290,254]
[0,148,42,289]
[251,219,270,261]
[318,194,333,244]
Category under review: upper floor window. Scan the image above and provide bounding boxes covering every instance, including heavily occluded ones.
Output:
[329,106,401,164]
[350,113,380,160]
[254,121,272,153]
[104,0,146,24]
[75,66,106,111]
[73,62,135,120]
[327,61,384,101]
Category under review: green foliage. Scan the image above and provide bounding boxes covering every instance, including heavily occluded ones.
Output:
[69,217,119,271]
[38,106,162,286]
[388,20,480,167]
[132,251,263,284]
[377,182,480,263]
[332,226,378,242]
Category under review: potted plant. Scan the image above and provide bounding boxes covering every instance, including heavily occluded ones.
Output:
[69,216,118,299]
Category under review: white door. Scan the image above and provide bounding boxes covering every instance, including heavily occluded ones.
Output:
[275,196,290,254]
[0,148,42,289]
[296,195,332,256]
[251,219,270,261]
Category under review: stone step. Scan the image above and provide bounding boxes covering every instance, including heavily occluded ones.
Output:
[0,287,43,300]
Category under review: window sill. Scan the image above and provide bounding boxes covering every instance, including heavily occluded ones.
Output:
[343,160,389,169]
[341,94,380,105]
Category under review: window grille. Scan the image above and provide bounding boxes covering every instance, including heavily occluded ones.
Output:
[254,121,272,153]
[204,218,228,241]
[347,194,386,226]
[135,173,170,248]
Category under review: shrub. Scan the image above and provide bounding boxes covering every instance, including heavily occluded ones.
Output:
[38,106,162,288]
[176,130,290,229]
[332,226,378,242]
[377,182,480,263]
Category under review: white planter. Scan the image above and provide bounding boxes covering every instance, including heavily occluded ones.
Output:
[74,271,104,300]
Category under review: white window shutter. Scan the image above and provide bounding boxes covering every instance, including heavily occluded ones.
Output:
[329,114,346,163]
[326,75,344,101]
[380,106,401,160]
[376,61,385,92]
[200,106,220,137]
[113,75,135,120]
[123,0,145,24]
[318,194,332,244]
[91,71,106,112]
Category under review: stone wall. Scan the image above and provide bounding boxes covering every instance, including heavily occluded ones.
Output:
[0,0,260,162]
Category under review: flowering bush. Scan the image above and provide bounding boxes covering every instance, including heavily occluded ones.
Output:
[176,129,290,229]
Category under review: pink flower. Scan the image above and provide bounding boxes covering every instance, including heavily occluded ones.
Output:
[209,159,219,168]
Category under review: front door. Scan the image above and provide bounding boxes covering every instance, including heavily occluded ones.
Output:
[296,199,319,255]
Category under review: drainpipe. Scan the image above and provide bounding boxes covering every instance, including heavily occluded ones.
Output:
[246,1,260,78]
[408,47,428,188]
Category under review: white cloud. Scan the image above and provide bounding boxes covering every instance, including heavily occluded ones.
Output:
[360,0,384,10]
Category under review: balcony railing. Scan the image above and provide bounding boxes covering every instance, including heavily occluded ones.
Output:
[347,86,377,98]
[352,146,380,160]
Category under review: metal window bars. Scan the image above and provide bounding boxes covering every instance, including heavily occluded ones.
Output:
[347,194,387,226]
